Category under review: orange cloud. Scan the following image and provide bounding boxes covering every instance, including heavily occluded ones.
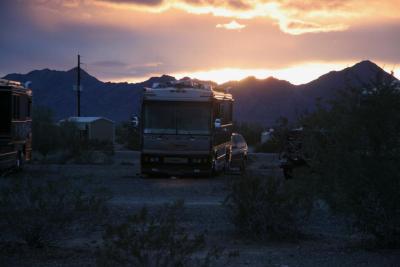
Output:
[282,20,348,35]
[30,0,400,35]
[90,0,400,34]
[216,20,246,30]
[96,0,164,7]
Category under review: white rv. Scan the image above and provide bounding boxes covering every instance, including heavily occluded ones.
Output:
[134,80,234,176]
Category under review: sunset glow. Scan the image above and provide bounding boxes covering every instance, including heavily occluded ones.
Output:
[108,62,399,85]
[1,0,399,83]
[173,63,352,85]
[91,0,400,34]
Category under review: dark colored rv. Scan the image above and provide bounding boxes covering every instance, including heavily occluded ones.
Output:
[0,79,32,170]
[134,80,233,176]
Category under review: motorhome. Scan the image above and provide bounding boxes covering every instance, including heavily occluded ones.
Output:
[134,80,233,176]
[0,79,32,170]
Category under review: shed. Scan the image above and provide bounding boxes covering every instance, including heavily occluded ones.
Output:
[60,117,115,143]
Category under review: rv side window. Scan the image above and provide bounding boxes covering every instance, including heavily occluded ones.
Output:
[0,91,12,134]
[27,98,32,118]
[220,104,224,123]
[12,95,20,120]
[19,95,27,120]
[213,102,220,119]
[220,100,232,124]
[226,101,233,123]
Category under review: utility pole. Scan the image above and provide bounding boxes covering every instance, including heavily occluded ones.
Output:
[77,54,81,117]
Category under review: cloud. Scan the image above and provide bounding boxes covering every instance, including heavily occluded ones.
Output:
[280,0,351,12]
[216,20,246,30]
[91,60,128,67]
[282,20,348,35]
[143,62,163,67]
[94,0,400,34]
[96,0,164,6]
[183,0,251,10]
[25,0,400,35]
[1,0,399,82]
[87,60,164,79]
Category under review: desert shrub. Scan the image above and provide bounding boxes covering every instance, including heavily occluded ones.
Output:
[300,75,400,247]
[232,122,265,146]
[255,117,290,153]
[255,136,281,153]
[70,139,115,164]
[32,106,60,159]
[58,121,115,160]
[0,177,111,248]
[86,140,115,156]
[58,120,81,155]
[32,114,115,163]
[116,121,140,150]
[224,175,312,241]
[97,201,222,267]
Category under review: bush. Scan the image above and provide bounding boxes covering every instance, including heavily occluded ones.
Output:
[255,117,290,153]
[32,106,60,159]
[300,75,400,247]
[86,140,115,156]
[224,175,312,241]
[58,120,81,155]
[32,108,115,163]
[57,121,115,163]
[97,201,222,267]
[0,176,111,248]
[232,122,265,146]
[254,137,281,153]
[116,121,140,150]
[69,139,115,164]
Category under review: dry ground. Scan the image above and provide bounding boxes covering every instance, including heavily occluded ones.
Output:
[1,151,399,266]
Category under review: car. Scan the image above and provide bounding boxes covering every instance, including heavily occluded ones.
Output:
[229,133,248,173]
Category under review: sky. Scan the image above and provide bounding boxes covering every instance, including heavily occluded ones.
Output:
[0,0,399,85]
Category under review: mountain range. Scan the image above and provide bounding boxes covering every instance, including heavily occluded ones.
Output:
[3,60,395,126]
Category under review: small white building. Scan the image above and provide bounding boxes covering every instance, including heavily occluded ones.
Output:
[60,117,115,143]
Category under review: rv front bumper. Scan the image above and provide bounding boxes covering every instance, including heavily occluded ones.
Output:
[141,154,211,176]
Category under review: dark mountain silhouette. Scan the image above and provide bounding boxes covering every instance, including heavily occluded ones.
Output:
[3,60,395,125]
[219,60,395,125]
[4,68,175,121]
[222,76,297,124]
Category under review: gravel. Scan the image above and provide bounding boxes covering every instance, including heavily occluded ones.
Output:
[1,151,399,266]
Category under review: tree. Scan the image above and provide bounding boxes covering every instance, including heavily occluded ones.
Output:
[232,122,265,146]
[115,121,140,150]
[300,74,400,247]
[31,106,59,159]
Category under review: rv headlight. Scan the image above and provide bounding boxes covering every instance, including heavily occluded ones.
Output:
[192,158,207,164]
[192,158,200,164]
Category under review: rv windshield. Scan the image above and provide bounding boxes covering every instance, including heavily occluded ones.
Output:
[144,102,210,135]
